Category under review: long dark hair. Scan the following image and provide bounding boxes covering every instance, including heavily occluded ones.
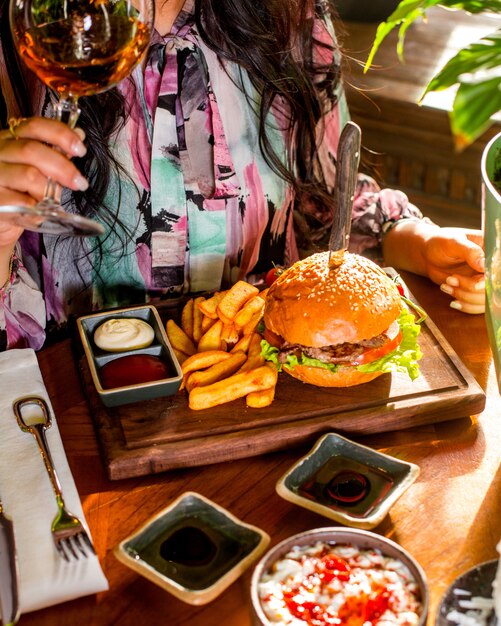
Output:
[0,0,341,251]
[196,0,341,229]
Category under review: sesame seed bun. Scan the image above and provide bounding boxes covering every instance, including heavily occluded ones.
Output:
[263,251,402,348]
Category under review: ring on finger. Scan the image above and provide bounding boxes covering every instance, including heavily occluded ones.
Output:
[7,117,26,140]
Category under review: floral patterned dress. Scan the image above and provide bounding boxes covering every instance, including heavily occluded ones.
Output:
[0,0,425,351]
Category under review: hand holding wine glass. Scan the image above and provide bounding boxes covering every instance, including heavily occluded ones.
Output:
[3,0,154,236]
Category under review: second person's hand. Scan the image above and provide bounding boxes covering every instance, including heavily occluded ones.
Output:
[383,221,485,314]
[422,227,485,314]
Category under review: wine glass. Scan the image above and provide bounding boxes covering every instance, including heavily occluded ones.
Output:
[3,0,155,236]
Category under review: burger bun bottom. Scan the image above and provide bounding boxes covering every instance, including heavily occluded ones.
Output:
[284,364,384,387]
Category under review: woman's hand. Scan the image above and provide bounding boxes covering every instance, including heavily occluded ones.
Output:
[421,227,484,314]
[0,116,89,247]
[383,221,485,314]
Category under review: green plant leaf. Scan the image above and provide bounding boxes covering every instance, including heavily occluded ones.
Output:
[439,0,501,12]
[451,77,501,148]
[364,0,443,71]
[422,32,501,95]
[364,0,501,147]
[416,32,501,146]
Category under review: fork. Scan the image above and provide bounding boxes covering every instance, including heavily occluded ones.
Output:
[13,397,96,561]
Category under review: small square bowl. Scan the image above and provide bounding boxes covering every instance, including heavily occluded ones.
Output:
[113,491,270,605]
[276,433,420,529]
[77,304,183,407]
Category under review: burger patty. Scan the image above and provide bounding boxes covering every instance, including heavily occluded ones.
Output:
[277,332,389,365]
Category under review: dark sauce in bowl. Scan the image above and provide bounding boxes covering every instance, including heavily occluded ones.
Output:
[326,471,370,505]
[298,456,394,518]
[159,526,217,567]
[131,517,256,590]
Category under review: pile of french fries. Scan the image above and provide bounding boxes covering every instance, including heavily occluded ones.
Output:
[165,281,278,411]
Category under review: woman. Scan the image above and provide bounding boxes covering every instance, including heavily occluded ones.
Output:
[0,0,485,351]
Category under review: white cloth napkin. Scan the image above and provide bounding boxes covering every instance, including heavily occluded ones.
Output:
[0,348,108,614]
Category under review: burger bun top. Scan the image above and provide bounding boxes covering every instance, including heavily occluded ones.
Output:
[263,251,402,347]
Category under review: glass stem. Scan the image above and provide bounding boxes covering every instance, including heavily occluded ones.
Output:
[43,98,81,204]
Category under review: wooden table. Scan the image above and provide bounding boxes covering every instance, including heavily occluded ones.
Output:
[23,272,501,626]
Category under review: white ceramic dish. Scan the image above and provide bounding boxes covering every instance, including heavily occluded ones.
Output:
[114,491,270,605]
[276,433,420,529]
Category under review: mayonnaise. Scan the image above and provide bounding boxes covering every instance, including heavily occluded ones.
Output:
[94,318,155,352]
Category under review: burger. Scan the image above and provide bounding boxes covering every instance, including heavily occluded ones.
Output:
[261,251,422,387]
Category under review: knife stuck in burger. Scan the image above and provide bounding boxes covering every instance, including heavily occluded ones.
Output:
[259,121,424,387]
[328,121,361,269]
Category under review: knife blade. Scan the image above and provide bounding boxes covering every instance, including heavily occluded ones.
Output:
[328,121,362,268]
[0,499,20,626]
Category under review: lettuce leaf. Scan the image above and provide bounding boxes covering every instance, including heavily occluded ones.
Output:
[261,308,423,381]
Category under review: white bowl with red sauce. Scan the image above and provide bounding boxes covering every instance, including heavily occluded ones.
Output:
[77,304,183,407]
[250,527,429,626]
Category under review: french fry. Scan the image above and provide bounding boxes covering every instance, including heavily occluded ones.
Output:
[221,323,240,346]
[233,294,266,329]
[166,319,197,356]
[180,373,190,392]
[181,350,232,377]
[173,348,190,366]
[181,351,232,391]
[236,332,265,373]
[246,364,278,408]
[181,298,194,340]
[198,291,226,320]
[193,296,205,344]
[230,333,253,354]
[197,319,223,352]
[237,355,265,374]
[248,332,264,358]
[246,386,276,408]
[241,311,264,335]
[188,365,277,410]
[216,281,259,324]
[201,314,217,334]
[168,283,275,411]
[186,351,247,393]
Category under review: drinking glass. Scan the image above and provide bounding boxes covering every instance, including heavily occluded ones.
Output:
[482,131,501,391]
[3,0,154,236]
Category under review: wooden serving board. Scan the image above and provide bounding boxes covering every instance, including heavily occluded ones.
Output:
[78,296,486,480]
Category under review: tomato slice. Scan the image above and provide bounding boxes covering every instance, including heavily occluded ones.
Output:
[351,325,402,366]
[263,321,402,367]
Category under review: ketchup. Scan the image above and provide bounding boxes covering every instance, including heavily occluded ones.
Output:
[100,354,171,389]
[280,551,393,626]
